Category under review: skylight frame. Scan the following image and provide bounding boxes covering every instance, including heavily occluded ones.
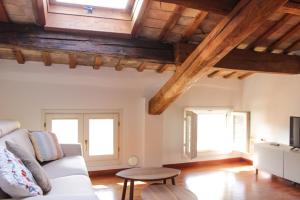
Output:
[49,0,135,12]
[42,0,146,37]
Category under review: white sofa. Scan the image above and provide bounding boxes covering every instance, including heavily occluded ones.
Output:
[0,120,98,200]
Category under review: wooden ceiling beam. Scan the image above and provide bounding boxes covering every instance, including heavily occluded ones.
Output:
[181,11,208,42]
[0,1,9,22]
[0,23,174,64]
[284,39,300,53]
[93,56,102,70]
[238,72,254,79]
[157,64,172,73]
[175,43,300,74]
[207,70,222,78]
[115,60,123,71]
[159,5,185,41]
[246,14,293,51]
[69,54,77,69]
[159,0,300,16]
[278,1,300,15]
[12,49,25,64]
[216,49,300,74]
[267,22,300,52]
[137,62,147,72]
[41,51,52,66]
[149,0,288,115]
[223,71,237,79]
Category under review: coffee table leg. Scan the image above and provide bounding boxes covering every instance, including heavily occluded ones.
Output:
[129,180,134,200]
[163,179,167,184]
[121,179,128,200]
[171,177,176,185]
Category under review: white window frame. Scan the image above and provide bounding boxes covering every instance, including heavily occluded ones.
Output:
[42,109,121,164]
[83,113,120,162]
[183,107,250,159]
[45,113,84,144]
[232,111,251,154]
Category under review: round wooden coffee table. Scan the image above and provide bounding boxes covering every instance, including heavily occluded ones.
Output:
[116,167,181,200]
[142,184,197,200]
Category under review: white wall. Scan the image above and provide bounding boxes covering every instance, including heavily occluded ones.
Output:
[0,59,244,169]
[242,74,300,145]
[0,60,172,170]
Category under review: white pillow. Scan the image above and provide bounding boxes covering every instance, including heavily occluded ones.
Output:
[0,146,43,198]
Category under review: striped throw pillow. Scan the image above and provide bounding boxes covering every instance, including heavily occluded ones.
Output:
[29,131,64,162]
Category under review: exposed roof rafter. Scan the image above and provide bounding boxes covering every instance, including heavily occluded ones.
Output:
[149,0,288,115]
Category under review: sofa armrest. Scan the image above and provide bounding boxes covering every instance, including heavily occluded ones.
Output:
[60,143,83,157]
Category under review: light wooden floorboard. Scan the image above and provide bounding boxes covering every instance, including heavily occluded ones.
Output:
[91,161,300,200]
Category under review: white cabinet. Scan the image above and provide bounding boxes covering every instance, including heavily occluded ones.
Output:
[284,150,300,183]
[254,143,300,183]
[254,143,285,177]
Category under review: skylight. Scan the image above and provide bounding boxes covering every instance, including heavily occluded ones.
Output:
[56,0,129,9]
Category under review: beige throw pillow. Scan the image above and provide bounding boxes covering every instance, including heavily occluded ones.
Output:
[5,141,52,194]
[29,131,64,162]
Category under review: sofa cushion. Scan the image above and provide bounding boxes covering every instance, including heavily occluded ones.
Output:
[23,176,97,200]
[29,132,63,163]
[42,156,88,179]
[0,146,43,198]
[6,141,52,194]
[0,120,20,137]
[24,194,99,200]
[47,175,94,196]
[0,129,35,157]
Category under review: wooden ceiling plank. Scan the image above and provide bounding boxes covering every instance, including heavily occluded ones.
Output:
[149,0,288,115]
[31,0,46,26]
[207,70,221,78]
[0,1,9,22]
[159,5,185,41]
[158,0,237,16]
[131,0,152,38]
[284,38,300,53]
[159,0,300,16]
[12,49,25,64]
[216,49,300,74]
[267,22,300,52]
[69,54,77,69]
[0,23,175,63]
[93,56,102,70]
[181,11,208,42]
[238,72,254,79]
[246,14,293,50]
[223,71,236,79]
[41,51,52,66]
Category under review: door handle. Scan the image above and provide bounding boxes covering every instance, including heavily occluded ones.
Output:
[84,139,88,152]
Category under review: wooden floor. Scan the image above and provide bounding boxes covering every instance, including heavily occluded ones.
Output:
[91,161,300,200]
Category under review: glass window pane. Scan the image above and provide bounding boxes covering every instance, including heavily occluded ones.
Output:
[56,0,129,9]
[51,119,78,144]
[89,119,114,156]
[197,113,231,152]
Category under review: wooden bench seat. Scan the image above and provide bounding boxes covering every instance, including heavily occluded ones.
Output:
[142,184,197,200]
